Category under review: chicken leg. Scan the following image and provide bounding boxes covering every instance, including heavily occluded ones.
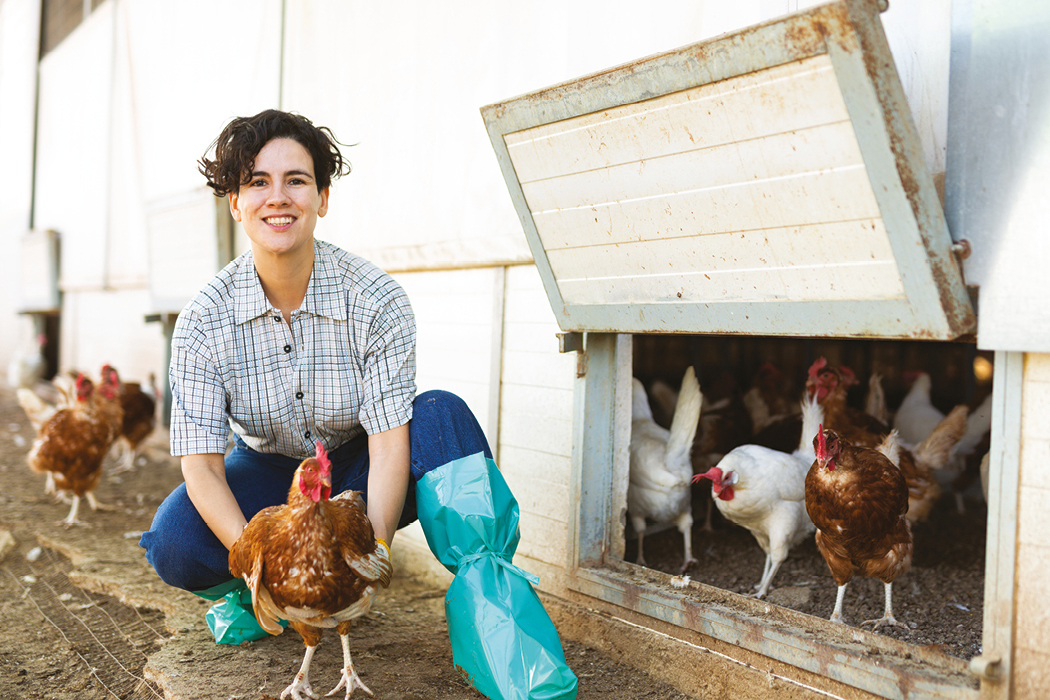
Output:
[753,553,785,599]
[327,626,373,698]
[830,583,848,624]
[674,511,697,573]
[282,643,319,700]
[863,582,907,629]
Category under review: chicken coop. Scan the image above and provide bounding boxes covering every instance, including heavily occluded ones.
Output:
[478,0,1048,698]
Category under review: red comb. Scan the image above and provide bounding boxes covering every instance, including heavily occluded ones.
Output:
[808,357,828,380]
[817,424,826,457]
[314,440,331,472]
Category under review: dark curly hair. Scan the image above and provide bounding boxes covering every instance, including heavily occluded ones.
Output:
[198,109,351,197]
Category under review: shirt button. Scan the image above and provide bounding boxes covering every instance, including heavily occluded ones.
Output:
[296,391,304,399]
[283,344,292,353]
[305,430,311,439]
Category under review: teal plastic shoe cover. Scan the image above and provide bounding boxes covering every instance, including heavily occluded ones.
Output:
[193,579,283,645]
[416,452,578,700]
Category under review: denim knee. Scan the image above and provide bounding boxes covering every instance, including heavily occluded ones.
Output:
[140,483,232,591]
[409,390,492,477]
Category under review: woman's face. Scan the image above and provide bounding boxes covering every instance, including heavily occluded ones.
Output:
[229,137,329,261]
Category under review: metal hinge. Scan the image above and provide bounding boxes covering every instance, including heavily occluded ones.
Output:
[556,332,587,377]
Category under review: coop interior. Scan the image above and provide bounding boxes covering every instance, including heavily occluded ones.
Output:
[625,333,993,661]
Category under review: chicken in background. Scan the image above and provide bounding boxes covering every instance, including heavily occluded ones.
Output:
[95,366,126,448]
[691,369,753,472]
[111,372,159,472]
[865,372,889,425]
[229,441,392,699]
[742,362,800,435]
[806,426,912,628]
[688,371,754,533]
[26,374,117,526]
[893,372,945,447]
[895,372,993,511]
[947,393,994,511]
[645,377,679,430]
[628,366,703,572]
[805,358,889,444]
[693,394,823,598]
[6,333,46,390]
[806,358,968,523]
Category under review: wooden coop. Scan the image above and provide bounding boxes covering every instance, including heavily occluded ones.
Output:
[482,0,1046,697]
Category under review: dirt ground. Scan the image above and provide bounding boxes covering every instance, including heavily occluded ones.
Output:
[0,384,695,700]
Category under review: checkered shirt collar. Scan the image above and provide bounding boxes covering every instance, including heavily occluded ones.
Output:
[232,240,349,324]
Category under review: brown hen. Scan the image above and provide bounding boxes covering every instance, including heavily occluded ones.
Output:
[805,425,912,628]
[229,441,392,699]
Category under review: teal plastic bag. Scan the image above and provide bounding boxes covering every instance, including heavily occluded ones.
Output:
[416,452,578,700]
[195,579,284,645]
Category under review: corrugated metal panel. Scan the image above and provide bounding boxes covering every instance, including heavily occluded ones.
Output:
[482,0,975,340]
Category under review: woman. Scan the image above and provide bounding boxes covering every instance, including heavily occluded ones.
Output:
[140,109,491,604]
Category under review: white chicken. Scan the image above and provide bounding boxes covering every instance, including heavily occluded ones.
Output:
[7,333,46,390]
[628,366,703,573]
[693,394,824,599]
[894,372,992,511]
[893,372,945,447]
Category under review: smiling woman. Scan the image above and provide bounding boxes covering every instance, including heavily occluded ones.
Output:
[137,108,494,646]
[228,137,330,295]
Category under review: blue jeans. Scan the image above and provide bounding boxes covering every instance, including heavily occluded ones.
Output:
[140,390,491,592]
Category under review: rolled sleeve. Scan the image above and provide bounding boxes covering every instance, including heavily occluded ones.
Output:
[169,312,232,456]
[359,286,416,435]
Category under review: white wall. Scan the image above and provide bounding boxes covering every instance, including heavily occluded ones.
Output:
[0,0,43,372]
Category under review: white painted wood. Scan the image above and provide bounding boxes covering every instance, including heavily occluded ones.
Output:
[499,444,572,488]
[520,122,867,220]
[393,268,501,446]
[498,265,576,565]
[505,56,849,182]
[500,51,912,313]
[545,220,904,305]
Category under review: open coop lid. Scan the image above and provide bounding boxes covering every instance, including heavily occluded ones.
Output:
[481,0,975,339]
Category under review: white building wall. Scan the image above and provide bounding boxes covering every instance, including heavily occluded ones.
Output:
[1015,353,1050,697]
[0,0,43,374]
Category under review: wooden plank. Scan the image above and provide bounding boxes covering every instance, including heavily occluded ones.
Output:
[499,444,572,486]
[532,165,881,251]
[505,55,848,182]
[520,120,865,220]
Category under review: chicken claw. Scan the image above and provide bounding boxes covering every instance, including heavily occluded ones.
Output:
[862,614,908,630]
[326,633,373,698]
[282,645,320,699]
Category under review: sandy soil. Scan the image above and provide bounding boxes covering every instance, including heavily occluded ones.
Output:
[0,384,694,700]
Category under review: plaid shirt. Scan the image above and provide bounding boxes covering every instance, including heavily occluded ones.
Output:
[169,239,416,459]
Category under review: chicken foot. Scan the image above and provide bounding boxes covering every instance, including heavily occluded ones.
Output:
[326,632,374,698]
[829,583,848,624]
[752,553,785,599]
[675,512,697,574]
[85,492,115,511]
[863,582,908,629]
[282,644,319,700]
[60,495,86,528]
